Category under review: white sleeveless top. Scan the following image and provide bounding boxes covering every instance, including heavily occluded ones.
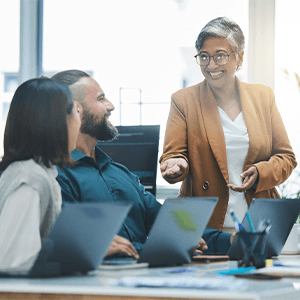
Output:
[218,107,249,227]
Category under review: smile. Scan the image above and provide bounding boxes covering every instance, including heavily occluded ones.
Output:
[208,71,223,78]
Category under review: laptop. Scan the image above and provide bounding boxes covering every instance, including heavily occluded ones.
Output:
[137,197,218,266]
[0,202,131,277]
[227,198,300,259]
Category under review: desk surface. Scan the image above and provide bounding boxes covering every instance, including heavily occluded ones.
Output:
[0,257,300,300]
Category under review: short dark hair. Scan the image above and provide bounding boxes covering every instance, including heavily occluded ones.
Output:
[51,69,90,87]
[195,17,245,54]
[0,77,74,171]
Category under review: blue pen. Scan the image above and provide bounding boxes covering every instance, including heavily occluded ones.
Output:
[230,210,245,232]
[272,263,298,268]
[245,211,255,233]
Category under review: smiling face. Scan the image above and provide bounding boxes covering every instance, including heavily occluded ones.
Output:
[199,37,244,91]
[78,77,118,141]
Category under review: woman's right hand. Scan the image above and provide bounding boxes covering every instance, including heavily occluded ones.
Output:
[160,158,188,182]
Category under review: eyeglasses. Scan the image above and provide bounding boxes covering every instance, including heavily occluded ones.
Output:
[194,52,236,66]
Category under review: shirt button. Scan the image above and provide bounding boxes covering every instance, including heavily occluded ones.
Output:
[202,181,209,190]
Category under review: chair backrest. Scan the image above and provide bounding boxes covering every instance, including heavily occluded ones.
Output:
[97,125,160,196]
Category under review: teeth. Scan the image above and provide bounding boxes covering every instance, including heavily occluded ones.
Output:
[210,71,222,77]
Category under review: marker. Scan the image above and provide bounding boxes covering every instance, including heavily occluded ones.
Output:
[230,210,245,232]
[245,211,255,233]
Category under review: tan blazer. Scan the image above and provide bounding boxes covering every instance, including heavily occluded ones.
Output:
[160,78,297,230]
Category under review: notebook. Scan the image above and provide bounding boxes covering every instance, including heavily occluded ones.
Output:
[137,197,218,266]
[227,198,300,259]
[0,202,131,277]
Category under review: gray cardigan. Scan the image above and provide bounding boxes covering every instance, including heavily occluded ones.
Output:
[0,159,62,240]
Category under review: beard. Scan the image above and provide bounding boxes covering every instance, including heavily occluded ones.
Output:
[80,106,118,141]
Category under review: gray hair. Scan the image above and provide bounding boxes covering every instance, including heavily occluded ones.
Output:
[195,17,245,54]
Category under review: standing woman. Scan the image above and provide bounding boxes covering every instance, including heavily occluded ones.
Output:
[0,77,81,273]
[160,17,297,233]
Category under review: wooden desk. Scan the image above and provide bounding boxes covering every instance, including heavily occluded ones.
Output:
[0,259,300,300]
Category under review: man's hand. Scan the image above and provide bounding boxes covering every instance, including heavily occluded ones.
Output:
[194,238,208,255]
[228,166,258,192]
[106,235,139,259]
[230,232,237,244]
[160,158,188,182]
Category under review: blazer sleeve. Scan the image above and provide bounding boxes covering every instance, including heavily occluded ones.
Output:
[159,94,190,183]
[254,87,297,192]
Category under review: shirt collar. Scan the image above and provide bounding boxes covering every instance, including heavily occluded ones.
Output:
[71,146,112,168]
[71,149,86,162]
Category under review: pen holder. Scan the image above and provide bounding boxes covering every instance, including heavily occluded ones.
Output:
[237,231,267,269]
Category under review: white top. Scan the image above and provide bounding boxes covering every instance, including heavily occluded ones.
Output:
[0,160,62,273]
[218,107,249,228]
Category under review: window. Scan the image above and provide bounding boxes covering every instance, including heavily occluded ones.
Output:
[0,0,20,155]
[43,0,249,187]
[275,0,300,196]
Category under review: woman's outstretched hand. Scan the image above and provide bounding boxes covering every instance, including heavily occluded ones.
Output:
[160,158,188,182]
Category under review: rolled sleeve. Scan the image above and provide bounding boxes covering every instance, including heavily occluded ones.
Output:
[202,227,231,255]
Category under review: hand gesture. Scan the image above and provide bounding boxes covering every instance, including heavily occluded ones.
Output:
[228,166,258,192]
[160,158,188,182]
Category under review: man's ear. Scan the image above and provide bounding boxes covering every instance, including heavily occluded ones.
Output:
[75,101,83,116]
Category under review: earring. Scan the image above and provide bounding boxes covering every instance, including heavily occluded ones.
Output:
[237,65,242,71]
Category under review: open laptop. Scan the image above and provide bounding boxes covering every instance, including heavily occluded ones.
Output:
[137,197,218,266]
[227,198,300,259]
[0,202,131,277]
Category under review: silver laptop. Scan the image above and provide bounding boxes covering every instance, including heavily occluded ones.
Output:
[227,198,300,259]
[0,202,131,277]
[138,197,218,266]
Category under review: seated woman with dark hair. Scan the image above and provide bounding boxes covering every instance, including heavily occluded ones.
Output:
[0,77,81,273]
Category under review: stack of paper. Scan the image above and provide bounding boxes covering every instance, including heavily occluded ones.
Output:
[109,276,248,290]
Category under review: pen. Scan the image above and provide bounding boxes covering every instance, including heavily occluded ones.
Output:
[272,263,298,268]
[230,210,245,232]
[245,211,255,232]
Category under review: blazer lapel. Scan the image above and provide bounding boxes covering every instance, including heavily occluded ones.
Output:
[200,80,229,183]
[236,79,262,170]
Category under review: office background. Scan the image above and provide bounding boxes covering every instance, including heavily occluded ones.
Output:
[0,0,299,195]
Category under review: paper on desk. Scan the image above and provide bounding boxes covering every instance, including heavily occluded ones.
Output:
[99,263,149,270]
[109,276,248,291]
[256,266,300,277]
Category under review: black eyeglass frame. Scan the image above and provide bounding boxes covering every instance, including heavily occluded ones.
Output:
[194,52,236,66]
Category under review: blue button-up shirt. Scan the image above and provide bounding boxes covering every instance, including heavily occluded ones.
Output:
[57,147,231,254]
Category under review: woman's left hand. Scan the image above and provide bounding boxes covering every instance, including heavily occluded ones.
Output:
[227,166,258,192]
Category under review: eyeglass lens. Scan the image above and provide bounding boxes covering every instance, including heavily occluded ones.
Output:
[196,54,229,66]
